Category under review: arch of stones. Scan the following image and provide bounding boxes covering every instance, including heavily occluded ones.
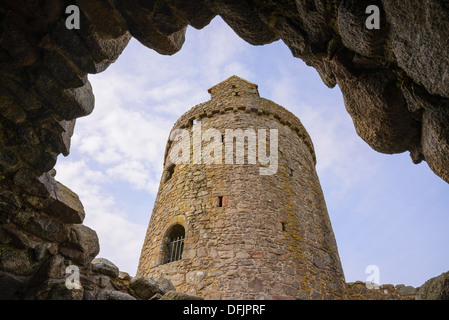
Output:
[0,0,448,299]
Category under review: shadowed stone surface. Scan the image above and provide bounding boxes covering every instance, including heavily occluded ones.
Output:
[0,0,448,300]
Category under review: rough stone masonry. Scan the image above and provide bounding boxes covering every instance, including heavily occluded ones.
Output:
[1,0,449,300]
[137,76,348,300]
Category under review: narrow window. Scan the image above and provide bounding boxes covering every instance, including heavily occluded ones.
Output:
[164,163,175,183]
[281,222,286,232]
[164,224,185,264]
[217,196,223,207]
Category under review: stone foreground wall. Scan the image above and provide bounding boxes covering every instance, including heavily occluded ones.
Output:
[347,271,449,300]
[1,0,449,299]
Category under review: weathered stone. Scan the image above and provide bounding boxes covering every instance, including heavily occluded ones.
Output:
[165,0,216,29]
[59,225,99,266]
[42,50,88,89]
[43,181,86,224]
[97,275,112,289]
[91,258,119,278]
[19,144,57,174]
[27,255,66,290]
[421,102,449,184]
[114,0,186,55]
[77,13,132,68]
[12,210,69,243]
[0,144,19,171]
[1,224,37,250]
[383,0,449,98]
[338,0,387,58]
[35,70,95,121]
[97,289,136,300]
[334,64,420,155]
[47,281,84,300]
[155,277,176,292]
[118,271,132,281]
[213,0,279,45]
[0,15,40,66]
[0,87,27,124]
[398,285,417,296]
[13,169,50,198]
[159,290,204,300]
[0,270,28,299]
[149,293,163,300]
[186,270,206,285]
[59,119,76,157]
[294,0,335,54]
[50,19,106,74]
[139,0,188,36]
[75,0,129,39]
[0,245,33,276]
[417,271,449,300]
[129,276,166,300]
[1,0,449,302]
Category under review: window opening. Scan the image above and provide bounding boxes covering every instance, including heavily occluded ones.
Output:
[164,224,185,264]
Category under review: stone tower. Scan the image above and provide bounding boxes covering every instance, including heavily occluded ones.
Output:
[137,76,348,300]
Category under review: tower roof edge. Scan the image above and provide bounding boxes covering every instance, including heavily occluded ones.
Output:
[207,75,259,97]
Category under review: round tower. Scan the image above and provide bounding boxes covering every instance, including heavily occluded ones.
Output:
[137,76,348,300]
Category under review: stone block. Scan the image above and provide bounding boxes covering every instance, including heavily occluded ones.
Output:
[43,181,86,224]
[59,224,100,266]
[96,289,136,300]
[159,291,203,300]
[91,258,119,278]
[129,276,166,300]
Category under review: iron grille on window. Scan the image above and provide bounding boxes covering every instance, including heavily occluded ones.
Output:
[166,235,184,263]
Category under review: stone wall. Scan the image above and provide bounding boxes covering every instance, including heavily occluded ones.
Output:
[137,76,348,300]
[347,282,417,300]
[346,271,449,300]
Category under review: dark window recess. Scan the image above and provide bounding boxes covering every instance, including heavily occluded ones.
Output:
[217,196,223,207]
[281,222,286,232]
[164,224,185,264]
[164,163,176,183]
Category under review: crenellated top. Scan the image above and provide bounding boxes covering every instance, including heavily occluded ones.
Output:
[163,76,316,167]
[207,75,259,100]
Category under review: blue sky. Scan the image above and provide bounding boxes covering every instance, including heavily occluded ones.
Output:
[54,17,449,288]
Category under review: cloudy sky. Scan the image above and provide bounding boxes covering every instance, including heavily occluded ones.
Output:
[54,17,449,288]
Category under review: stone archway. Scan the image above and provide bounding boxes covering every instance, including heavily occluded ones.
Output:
[0,0,448,299]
